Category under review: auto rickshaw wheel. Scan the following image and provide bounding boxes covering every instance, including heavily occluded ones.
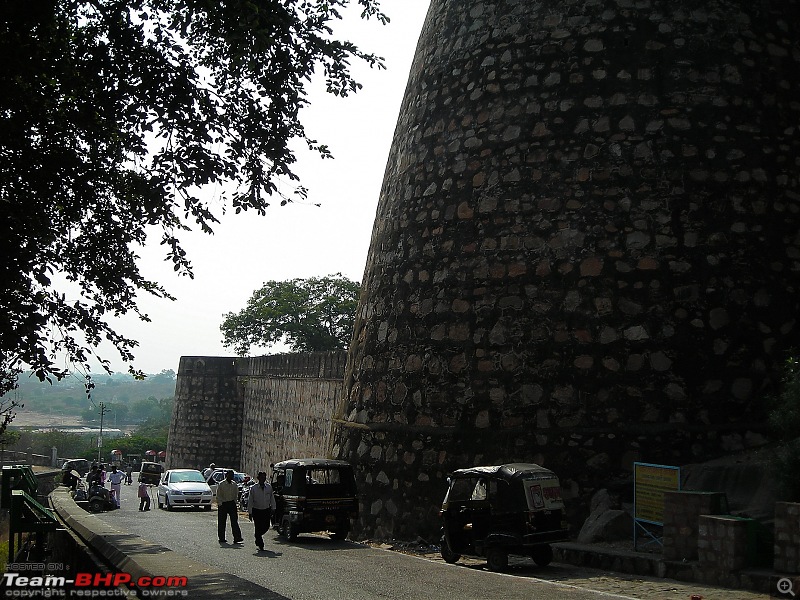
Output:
[330,525,349,541]
[531,544,553,567]
[485,548,509,572]
[440,537,461,564]
[280,515,298,541]
[88,498,105,513]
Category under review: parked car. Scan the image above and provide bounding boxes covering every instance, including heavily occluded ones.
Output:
[439,463,570,572]
[270,458,358,541]
[138,461,164,485]
[157,469,213,511]
[61,458,91,477]
[206,468,249,498]
[61,458,91,487]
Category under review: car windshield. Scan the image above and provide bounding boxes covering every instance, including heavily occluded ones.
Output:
[170,471,205,483]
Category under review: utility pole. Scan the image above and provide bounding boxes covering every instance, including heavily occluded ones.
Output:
[97,402,108,463]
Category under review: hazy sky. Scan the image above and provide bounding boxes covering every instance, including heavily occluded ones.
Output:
[96,1,432,375]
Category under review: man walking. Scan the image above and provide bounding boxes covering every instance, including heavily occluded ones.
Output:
[108,465,125,508]
[217,470,243,544]
[247,471,276,551]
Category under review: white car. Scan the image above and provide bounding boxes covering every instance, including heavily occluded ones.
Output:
[157,469,213,511]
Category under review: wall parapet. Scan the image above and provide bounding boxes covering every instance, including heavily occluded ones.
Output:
[166,352,347,476]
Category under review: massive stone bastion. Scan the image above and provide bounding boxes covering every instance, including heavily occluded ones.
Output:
[330,0,800,540]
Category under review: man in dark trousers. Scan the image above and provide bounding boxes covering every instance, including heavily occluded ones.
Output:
[217,470,243,544]
[247,471,276,551]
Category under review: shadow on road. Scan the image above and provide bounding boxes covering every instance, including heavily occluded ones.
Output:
[269,534,369,553]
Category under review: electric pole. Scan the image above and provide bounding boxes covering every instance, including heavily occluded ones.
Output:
[97,402,108,463]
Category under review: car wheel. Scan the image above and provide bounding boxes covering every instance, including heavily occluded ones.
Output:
[88,498,105,513]
[531,544,553,567]
[157,496,163,509]
[166,497,172,511]
[486,548,508,572]
[440,536,461,564]
[280,515,298,541]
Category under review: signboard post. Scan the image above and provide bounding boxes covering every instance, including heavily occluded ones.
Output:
[633,462,680,550]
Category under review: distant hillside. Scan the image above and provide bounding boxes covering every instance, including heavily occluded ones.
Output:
[3,370,177,427]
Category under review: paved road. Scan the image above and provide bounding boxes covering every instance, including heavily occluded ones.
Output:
[93,483,767,600]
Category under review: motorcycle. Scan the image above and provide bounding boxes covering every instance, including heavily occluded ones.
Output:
[88,483,117,512]
[75,479,117,513]
[238,480,256,511]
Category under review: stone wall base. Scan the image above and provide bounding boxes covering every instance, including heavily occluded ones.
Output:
[553,542,773,594]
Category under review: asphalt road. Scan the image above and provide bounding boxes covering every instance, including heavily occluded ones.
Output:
[92,483,766,600]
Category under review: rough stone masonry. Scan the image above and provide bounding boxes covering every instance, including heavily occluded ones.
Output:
[330,0,800,541]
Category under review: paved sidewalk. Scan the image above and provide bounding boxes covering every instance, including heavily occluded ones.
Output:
[378,542,772,600]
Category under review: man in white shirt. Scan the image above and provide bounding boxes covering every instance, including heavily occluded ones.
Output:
[247,471,276,551]
[108,466,125,508]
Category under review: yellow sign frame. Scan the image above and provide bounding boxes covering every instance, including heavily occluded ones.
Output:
[633,462,680,525]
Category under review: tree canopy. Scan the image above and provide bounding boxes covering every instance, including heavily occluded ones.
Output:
[769,354,800,501]
[0,0,387,398]
[220,273,360,354]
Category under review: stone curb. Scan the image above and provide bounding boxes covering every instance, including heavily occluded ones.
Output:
[50,487,286,599]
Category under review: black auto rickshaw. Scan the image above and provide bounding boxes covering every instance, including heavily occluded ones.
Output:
[270,458,358,541]
[439,463,570,571]
[138,461,164,485]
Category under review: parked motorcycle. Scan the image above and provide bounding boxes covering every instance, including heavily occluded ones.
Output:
[86,483,117,513]
[71,478,115,512]
[238,480,255,511]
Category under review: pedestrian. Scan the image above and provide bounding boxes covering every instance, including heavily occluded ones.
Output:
[202,462,216,481]
[138,481,151,511]
[108,465,125,508]
[87,465,102,487]
[247,471,276,551]
[100,464,107,485]
[217,470,243,545]
[125,463,133,485]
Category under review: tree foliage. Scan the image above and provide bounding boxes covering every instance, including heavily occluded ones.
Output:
[0,0,387,397]
[221,273,360,354]
[768,354,800,501]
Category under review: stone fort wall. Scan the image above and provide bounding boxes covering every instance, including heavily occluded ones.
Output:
[166,353,346,475]
[169,0,800,544]
[330,0,800,541]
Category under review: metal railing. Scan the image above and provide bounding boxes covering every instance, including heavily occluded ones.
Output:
[1,465,60,562]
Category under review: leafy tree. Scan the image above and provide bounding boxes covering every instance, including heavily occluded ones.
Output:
[0,427,21,451]
[0,1,388,399]
[221,273,360,354]
[768,355,800,501]
[12,429,91,459]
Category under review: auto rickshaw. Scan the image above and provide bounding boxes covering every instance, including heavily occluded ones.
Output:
[439,463,570,571]
[270,458,358,541]
[137,461,164,485]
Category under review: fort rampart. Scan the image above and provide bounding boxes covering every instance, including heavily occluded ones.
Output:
[166,353,346,477]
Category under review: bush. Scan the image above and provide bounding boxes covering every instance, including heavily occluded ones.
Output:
[769,355,800,501]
